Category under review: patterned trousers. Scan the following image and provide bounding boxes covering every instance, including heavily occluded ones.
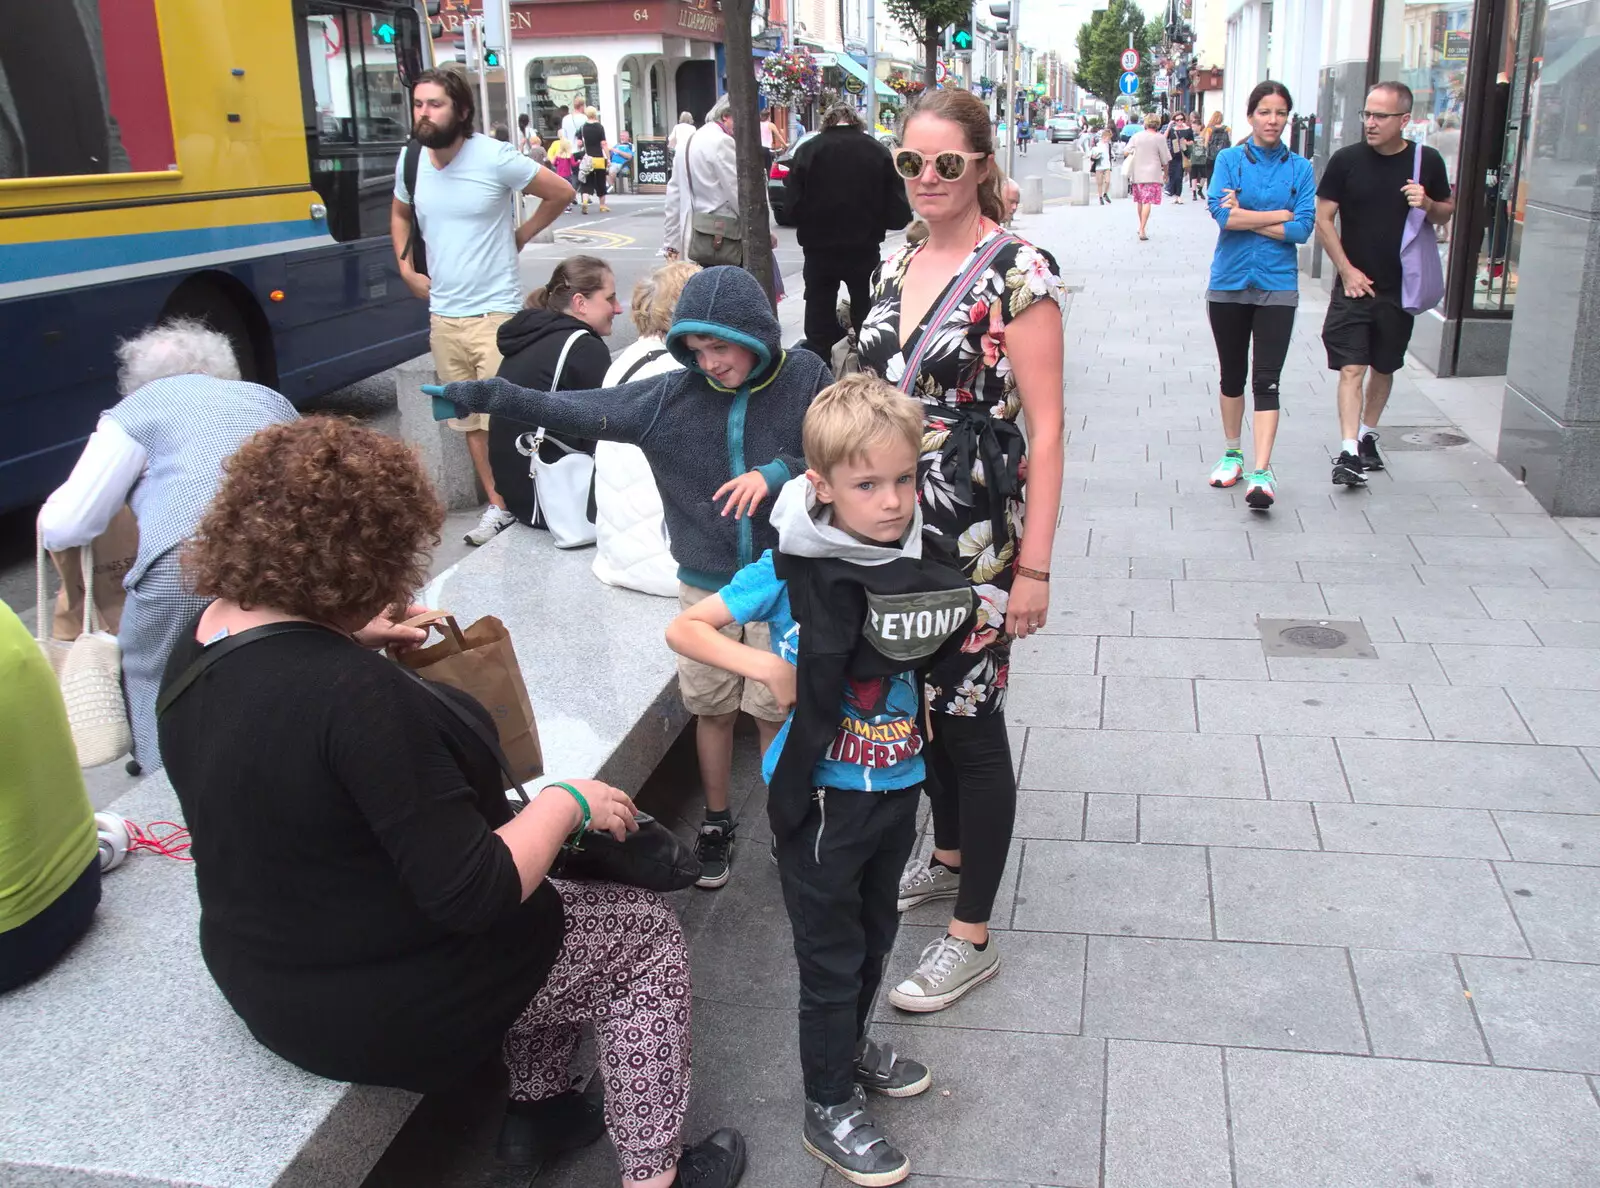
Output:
[503,880,693,1182]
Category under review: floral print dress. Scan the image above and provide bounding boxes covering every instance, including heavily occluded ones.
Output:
[858,226,1064,717]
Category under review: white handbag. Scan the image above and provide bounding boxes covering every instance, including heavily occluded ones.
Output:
[517,329,598,549]
[36,528,133,767]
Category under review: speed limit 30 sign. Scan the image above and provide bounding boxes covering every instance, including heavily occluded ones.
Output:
[1120,48,1140,71]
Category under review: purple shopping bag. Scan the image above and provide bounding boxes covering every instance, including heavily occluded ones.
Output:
[1400,141,1445,315]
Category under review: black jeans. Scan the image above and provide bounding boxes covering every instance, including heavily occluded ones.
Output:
[775,784,919,1106]
[926,711,1017,926]
[0,855,100,994]
[1207,301,1295,411]
[802,252,875,356]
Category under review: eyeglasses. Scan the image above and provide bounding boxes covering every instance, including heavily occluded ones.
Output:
[894,148,988,181]
[1359,109,1410,122]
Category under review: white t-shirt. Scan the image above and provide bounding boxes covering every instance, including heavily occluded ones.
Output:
[560,110,586,147]
[667,121,693,153]
[393,134,538,318]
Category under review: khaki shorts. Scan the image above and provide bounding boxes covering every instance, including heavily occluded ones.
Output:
[431,312,514,432]
[677,581,786,722]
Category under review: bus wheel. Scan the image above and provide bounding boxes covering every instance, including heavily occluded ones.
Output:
[159,277,270,386]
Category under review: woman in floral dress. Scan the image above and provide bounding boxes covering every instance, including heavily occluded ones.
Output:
[858,88,1064,1013]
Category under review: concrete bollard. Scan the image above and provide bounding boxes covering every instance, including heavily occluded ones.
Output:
[1021,175,1045,215]
[1061,148,1085,172]
[1065,169,1091,206]
[1110,167,1129,200]
[395,353,484,511]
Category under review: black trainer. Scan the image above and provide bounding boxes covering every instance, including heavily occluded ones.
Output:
[853,1037,931,1098]
[496,1088,606,1166]
[803,1086,910,1186]
[695,820,735,889]
[674,1127,748,1187]
[1358,432,1385,471]
[1332,451,1368,488]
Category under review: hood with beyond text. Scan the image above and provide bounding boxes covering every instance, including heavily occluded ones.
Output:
[664,265,782,387]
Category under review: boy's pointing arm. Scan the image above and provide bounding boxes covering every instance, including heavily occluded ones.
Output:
[438,375,668,444]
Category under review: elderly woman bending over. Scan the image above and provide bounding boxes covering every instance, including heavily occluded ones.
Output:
[158,417,744,1188]
[37,318,296,773]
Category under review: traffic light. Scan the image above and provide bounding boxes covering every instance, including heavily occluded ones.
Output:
[989,3,1011,36]
[952,17,974,52]
[483,47,501,67]
[426,1,443,39]
[373,20,396,44]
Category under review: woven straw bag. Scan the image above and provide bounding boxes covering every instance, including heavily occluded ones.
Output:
[37,528,133,767]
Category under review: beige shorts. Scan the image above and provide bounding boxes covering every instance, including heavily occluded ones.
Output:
[676,581,786,722]
[431,312,514,432]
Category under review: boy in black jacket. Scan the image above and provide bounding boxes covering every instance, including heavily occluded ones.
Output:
[430,266,831,891]
[666,376,976,1186]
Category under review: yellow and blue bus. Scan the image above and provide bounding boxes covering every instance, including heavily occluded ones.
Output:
[0,0,436,512]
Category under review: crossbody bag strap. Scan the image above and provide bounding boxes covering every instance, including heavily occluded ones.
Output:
[619,348,668,384]
[898,231,1018,395]
[155,621,335,719]
[533,329,593,455]
[395,665,531,805]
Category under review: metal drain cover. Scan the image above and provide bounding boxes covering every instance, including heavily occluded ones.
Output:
[1258,618,1378,659]
[1385,428,1472,451]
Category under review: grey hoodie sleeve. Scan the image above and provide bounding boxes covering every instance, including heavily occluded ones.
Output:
[443,375,670,444]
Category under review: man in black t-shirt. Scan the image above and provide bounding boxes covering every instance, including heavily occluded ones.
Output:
[1315,81,1454,486]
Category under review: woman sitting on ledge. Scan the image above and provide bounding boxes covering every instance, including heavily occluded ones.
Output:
[157,417,744,1188]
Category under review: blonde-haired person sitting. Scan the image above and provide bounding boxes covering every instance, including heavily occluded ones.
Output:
[591,262,701,597]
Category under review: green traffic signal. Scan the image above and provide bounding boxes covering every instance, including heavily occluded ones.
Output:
[373,21,396,44]
[484,47,501,67]
[953,29,973,49]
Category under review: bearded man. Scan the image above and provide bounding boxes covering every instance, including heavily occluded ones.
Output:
[390,68,574,546]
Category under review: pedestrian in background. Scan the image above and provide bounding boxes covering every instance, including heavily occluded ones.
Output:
[667,110,695,157]
[1127,112,1172,240]
[1165,111,1193,202]
[517,112,539,156]
[760,107,787,169]
[391,67,574,548]
[782,102,910,357]
[1090,126,1114,204]
[37,319,297,773]
[576,107,611,214]
[607,129,635,191]
[859,88,1065,1016]
[663,96,759,268]
[1204,80,1316,512]
[1314,80,1453,486]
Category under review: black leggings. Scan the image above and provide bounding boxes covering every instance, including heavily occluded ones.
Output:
[926,711,1016,926]
[1207,301,1295,411]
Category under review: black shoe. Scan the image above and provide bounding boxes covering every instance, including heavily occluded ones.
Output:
[496,1089,606,1166]
[854,1037,931,1098]
[803,1087,909,1186]
[1332,451,1368,488]
[695,820,735,889]
[675,1127,747,1187]
[1358,432,1385,471]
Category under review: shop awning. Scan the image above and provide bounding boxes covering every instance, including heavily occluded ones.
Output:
[814,51,896,99]
[1540,34,1600,88]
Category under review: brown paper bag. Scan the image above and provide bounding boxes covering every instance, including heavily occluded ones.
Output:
[395,612,544,790]
[52,506,139,640]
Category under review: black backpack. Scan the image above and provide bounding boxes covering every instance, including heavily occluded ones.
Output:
[401,139,428,277]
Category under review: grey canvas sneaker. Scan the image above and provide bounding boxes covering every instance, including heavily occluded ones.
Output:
[853,1037,930,1098]
[896,859,960,912]
[886,934,1000,1013]
[802,1085,910,1186]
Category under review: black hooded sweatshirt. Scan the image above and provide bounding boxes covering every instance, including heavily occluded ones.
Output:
[489,309,611,526]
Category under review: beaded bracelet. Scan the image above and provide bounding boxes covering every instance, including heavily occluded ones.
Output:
[546,781,591,838]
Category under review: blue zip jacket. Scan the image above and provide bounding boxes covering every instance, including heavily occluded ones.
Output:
[1206,139,1316,292]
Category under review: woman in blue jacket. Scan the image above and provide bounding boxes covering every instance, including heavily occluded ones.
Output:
[1204,81,1315,510]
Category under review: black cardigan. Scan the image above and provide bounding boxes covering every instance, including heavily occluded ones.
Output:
[159,618,563,1094]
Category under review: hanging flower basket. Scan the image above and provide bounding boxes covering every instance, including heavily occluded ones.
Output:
[887,73,925,98]
[760,48,822,106]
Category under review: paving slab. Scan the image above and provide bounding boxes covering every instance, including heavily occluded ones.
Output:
[1531,564,1600,588]
[1265,641,1449,685]
[1414,562,1547,586]
[1007,633,1098,675]
[1497,862,1600,963]
[1338,737,1600,811]
[1088,528,1253,560]
[1411,685,1535,743]
[1022,729,1266,797]
[1365,511,1508,536]
[1226,1048,1600,1187]
[1394,615,1541,644]
[1196,680,1430,739]
[1084,936,1367,1053]
[1210,848,1528,955]
[1039,608,1134,636]
[864,1024,1103,1188]
[1493,810,1600,865]
[1249,532,1423,563]
[1103,1041,1231,1188]
[1085,793,1139,842]
[1434,643,1600,690]
[1004,674,1103,729]
[1173,580,1330,616]
[1139,797,1319,850]
[1506,687,1600,746]
[686,851,800,1012]
[1131,610,1267,639]
[1349,949,1489,1063]
[1013,789,1086,840]
[1014,841,1213,940]
[1476,585,1600,622]
[1260,735,1352,801]
[1101,676,1195,732]
[1319,581,1489,619]
[1095,635,1268,680]
[1046,578,1174,613]
[874,926,1084,1038]
[1180,557,1304,583]
[1296,560,1423,585]
[1412,535,1600,570]
[1459,957,1600,1074]
[1312,802,1510,859]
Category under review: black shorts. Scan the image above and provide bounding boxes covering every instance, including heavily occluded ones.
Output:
[1321,290,1415,374]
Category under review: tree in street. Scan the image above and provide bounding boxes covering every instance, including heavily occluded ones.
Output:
[886,0,973,87]
[719,0,778,302]
[1073,0,1155,108]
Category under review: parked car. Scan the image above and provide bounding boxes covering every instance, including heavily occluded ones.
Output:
[1047,116,1080,143]
[768,131,817,225]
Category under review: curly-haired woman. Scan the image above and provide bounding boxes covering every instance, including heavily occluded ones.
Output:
[158,418,745,1188]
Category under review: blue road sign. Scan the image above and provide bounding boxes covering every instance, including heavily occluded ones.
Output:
[1118,71,1140,95]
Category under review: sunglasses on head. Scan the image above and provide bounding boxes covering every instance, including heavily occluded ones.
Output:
[894,148,988,181]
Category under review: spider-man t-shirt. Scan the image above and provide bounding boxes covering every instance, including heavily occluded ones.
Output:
[719,550,924,792]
